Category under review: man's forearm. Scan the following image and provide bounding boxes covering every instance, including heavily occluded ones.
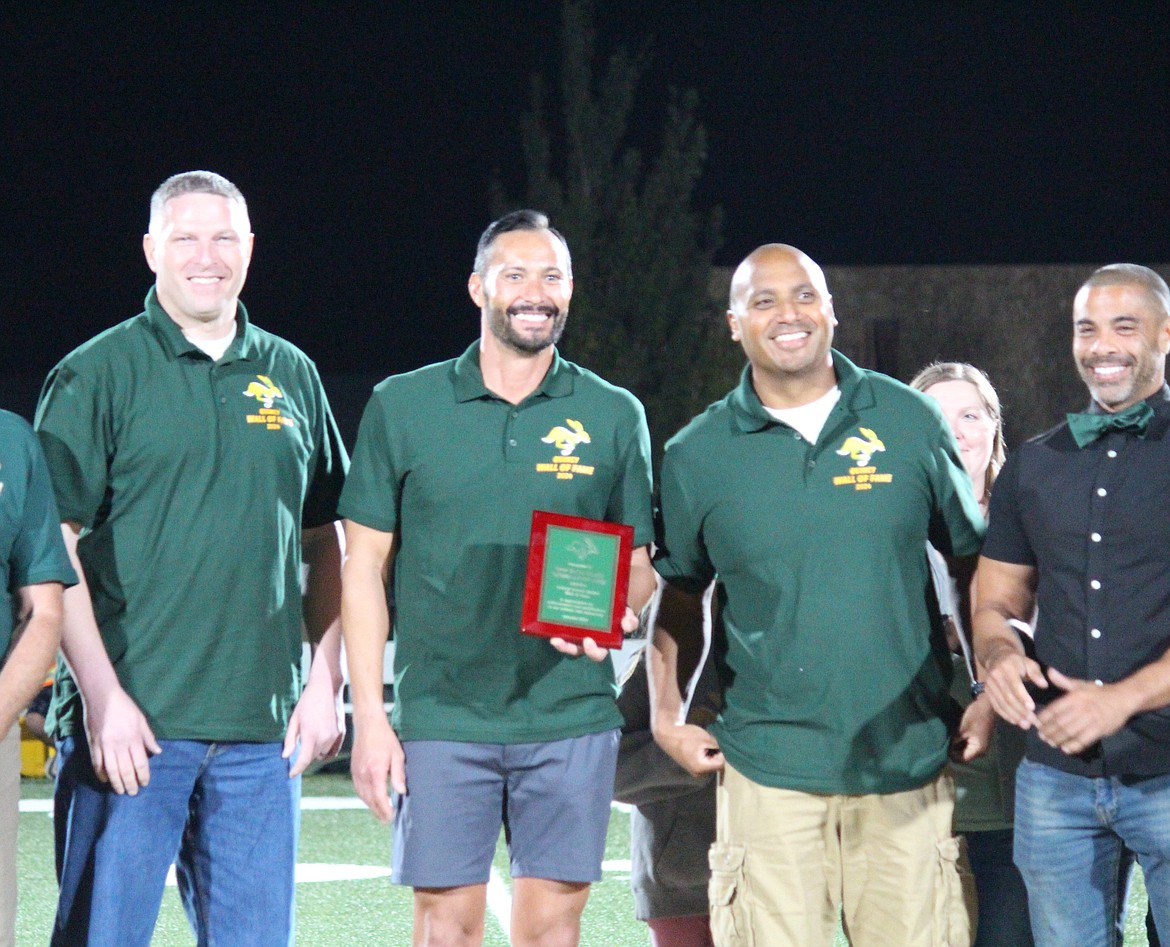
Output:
[1107,646,1170,721]
[627,546,657,617]
[972,556,1037,673]
[302,522,343,648]
[0,587,63,734]
[973,604,1026,673]
[647,627,685,733]
[340,555,391,720]
[58,524,122,704]
[647,582,704,733]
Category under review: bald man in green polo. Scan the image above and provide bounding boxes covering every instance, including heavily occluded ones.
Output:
[650,244,985,947]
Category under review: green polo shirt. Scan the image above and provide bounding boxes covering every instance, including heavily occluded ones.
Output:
[655,351,985,794]
[35,288,347,742]
[0,411,77,659]
[340,341,654,743]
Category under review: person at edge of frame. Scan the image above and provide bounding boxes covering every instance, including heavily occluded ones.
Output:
[975,263,1170,947]
[0,411,76,947]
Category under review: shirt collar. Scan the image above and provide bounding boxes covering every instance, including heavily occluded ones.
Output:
[450,340,574,403]
[728,349,873,432]
[144,285,254,363]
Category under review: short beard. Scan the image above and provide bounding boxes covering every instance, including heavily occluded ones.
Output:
[488,304,568,355]
[1079,357,1148,410]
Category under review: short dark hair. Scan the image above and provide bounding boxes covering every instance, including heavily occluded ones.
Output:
[149,171,248,232]
[473,209,571,276]
[1079,263,1170,321]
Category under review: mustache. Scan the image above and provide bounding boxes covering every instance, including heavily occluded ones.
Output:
[1082,357,1134,368]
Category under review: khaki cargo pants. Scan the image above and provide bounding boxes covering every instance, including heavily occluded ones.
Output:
[708,762,972,947]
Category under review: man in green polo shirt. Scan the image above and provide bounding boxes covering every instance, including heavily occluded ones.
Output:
[0,412,76,947]
[35,171,348,946]
[341,209,656,947]
[649,244,985,947]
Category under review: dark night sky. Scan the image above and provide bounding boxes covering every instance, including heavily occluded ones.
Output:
[5,3,1170,401]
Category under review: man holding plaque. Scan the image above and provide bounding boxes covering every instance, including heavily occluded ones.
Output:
[650,243,986,947]
[341,209,656,947]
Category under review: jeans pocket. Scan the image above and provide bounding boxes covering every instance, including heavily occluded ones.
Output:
[708,841,753,947]
[935,835,974,947]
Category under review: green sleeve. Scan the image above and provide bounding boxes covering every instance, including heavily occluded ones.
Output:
[652,445,715,594]
[606,398,654,546]
[301,361,349,530]
[338,389,402,533]
[8,418,77,589]
[34,361,114,528]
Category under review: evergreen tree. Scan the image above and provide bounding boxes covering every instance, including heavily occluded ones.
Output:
[495,0,735,458]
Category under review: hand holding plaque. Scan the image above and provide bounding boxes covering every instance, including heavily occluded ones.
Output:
[521,511,634,649]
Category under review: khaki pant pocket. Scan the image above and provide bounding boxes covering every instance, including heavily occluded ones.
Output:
[708,842,753,947]
[934,836,974,947]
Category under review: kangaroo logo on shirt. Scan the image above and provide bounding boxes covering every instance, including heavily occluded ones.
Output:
[243,375,284,409]
[535,418,595,480]
[243,375,295,430]
[835,427,885,466]
[833,427,893,491]
[542,419,591,456]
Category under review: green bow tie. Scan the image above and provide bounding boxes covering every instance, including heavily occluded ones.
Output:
[1067,401,1154,448]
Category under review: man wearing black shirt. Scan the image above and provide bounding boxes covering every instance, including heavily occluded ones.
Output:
[975,263,1170,947]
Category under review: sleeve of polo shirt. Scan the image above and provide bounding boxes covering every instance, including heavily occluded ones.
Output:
[980,451,1035,566]
[605,400,655,547]
[652,446,715,595]
[338,389,401,534]
[300,363,349,530]
[34,361,115,527]
[10,422,78,589]
[924,413,986,558]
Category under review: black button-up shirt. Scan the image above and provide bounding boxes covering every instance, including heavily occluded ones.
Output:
[984,385,1170,777]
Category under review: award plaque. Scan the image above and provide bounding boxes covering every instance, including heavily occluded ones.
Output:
[521,511,634,649]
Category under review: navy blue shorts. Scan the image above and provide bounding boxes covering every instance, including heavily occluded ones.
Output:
[392,729,620,888]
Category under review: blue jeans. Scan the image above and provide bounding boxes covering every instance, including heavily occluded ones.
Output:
[965,828,1034,947]
[1014,758,1170,947]
[52,736,300,947]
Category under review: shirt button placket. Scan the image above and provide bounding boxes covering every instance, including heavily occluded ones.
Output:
[1084,444,1115,677]
[505,406,520,457]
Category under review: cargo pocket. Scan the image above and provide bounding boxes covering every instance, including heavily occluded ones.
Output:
[934,836,974,947]
[708,842,753,947]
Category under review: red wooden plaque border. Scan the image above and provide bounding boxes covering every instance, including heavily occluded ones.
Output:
[521,510,634,649]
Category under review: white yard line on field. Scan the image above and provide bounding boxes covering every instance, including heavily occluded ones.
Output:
[487,866,513,941]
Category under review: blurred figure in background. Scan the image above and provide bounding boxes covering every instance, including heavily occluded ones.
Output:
[0,411,75,947]
[615,584,721,947]
[912,362,1033,947]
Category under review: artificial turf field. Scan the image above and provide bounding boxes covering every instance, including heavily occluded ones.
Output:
[15,772,1155,946]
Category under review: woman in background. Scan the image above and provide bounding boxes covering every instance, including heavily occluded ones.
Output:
[911,361,1034,947]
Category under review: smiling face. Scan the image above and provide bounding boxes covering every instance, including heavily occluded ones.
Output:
[469,228,572,355]
[143,191,253,332]
[727,245,836,401]
[1073,282,1170,412]
[923,379,998,491]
